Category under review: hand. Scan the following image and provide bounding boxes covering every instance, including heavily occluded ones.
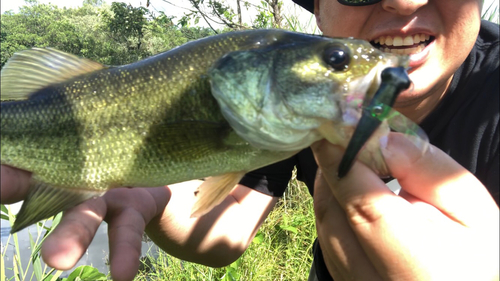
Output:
[310,133,499,281]
[1,165,170,281]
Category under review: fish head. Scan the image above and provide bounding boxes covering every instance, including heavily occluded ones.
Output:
[209,34,417,176]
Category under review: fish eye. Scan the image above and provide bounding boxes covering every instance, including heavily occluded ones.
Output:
[324,44,351,71]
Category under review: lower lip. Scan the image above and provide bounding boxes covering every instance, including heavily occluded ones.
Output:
[408,40,433,68]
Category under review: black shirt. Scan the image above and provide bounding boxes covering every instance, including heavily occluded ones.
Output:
[240,20,499,280]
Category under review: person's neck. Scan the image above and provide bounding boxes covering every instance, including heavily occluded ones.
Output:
[394,76,454,124]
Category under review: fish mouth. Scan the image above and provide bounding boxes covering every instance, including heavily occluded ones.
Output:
[341,56,403,124]
[338,67,411,178]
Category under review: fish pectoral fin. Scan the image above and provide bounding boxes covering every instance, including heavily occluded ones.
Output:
[11,179,103,233]
[317,121,349,146]
[1,48,107,101]
[190,172,246,218]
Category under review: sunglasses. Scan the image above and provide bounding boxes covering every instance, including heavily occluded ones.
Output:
[338,0,382,6]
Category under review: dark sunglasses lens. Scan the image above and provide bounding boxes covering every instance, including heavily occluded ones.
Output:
[337,0,381,6]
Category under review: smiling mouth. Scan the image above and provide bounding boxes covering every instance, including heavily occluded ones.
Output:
[370,34,435,55]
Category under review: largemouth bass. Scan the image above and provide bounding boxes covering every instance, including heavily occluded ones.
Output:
[1,30,411,233]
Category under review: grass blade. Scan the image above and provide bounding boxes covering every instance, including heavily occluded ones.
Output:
[30,213,62,263]
[6,206,26,280]
[1,249,5,281]
[46,269,63,281]
[29,231,43,281]
[13,255,20,281]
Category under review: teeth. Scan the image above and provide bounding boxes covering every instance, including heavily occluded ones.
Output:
[372,33,431,55]
[373,33,429,47]
[393,36,403,46]
[403,36,413,46]
[382,44,424,55]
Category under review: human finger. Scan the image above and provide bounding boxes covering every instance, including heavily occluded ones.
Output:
[1,165,32,204]
[382,133,499,227]
[107,208,145,281]
[313,168,382,281]
[311,140,429,279]
[41,196,107,270]
[105,187,170,281]
[311,139,399,215]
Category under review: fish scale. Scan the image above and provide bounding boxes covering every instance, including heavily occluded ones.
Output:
[0,29,419,232]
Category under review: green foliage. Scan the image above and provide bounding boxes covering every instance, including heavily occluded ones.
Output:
[1,205,66,281]
[180,0,286,30]
[0,2,216,68]
[105,2,148,43]
[134,173,316,280]
[0,175,314,280]
[61,266,107,281]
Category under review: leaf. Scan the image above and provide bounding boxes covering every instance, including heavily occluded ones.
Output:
[221,267,239,281]
[252,232,264,244]
[229,257,241,269]
[65,266,107,281]
[279,225,298,234]
[12,230,24,279]
[42,268,64,281]
[1,204,8,215]
[29,232,43,281]
[13,254,20,281]
[30,213,63,261]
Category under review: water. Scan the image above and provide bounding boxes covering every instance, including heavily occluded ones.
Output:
[1,202,160,279]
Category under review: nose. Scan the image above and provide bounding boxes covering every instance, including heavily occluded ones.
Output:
[380,0,428,16]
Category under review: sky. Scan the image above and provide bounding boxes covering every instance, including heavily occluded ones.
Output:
[0,0,498,29]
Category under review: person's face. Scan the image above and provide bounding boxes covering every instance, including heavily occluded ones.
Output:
[314,0,482,109]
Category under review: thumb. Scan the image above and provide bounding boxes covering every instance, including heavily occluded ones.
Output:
[382,133,498,227]
[1,165,32,204]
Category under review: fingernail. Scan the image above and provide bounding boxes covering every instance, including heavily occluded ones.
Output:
[379,135,388,149]
[381,133,427,164]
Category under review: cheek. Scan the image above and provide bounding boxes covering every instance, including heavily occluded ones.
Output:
[445,8,480,52]
[317,4,368,38]
[437,0,481,50]
[434,2,480,76]
[406,1,481,95]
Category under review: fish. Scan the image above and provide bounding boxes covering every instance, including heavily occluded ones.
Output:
[0,29,422,233]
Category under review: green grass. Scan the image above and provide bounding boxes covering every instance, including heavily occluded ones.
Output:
[1,205,65,281]
[1,172,316,281]
[134,172,317,281]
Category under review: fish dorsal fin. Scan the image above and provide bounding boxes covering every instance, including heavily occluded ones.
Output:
[191,172,246,218]
[1,48,106,101]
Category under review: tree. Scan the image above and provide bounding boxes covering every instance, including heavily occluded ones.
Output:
[1,1,218,67]
[105,2,149,49]
[176,0,287,31]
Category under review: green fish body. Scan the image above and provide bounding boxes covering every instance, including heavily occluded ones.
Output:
[1,30,408,232]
